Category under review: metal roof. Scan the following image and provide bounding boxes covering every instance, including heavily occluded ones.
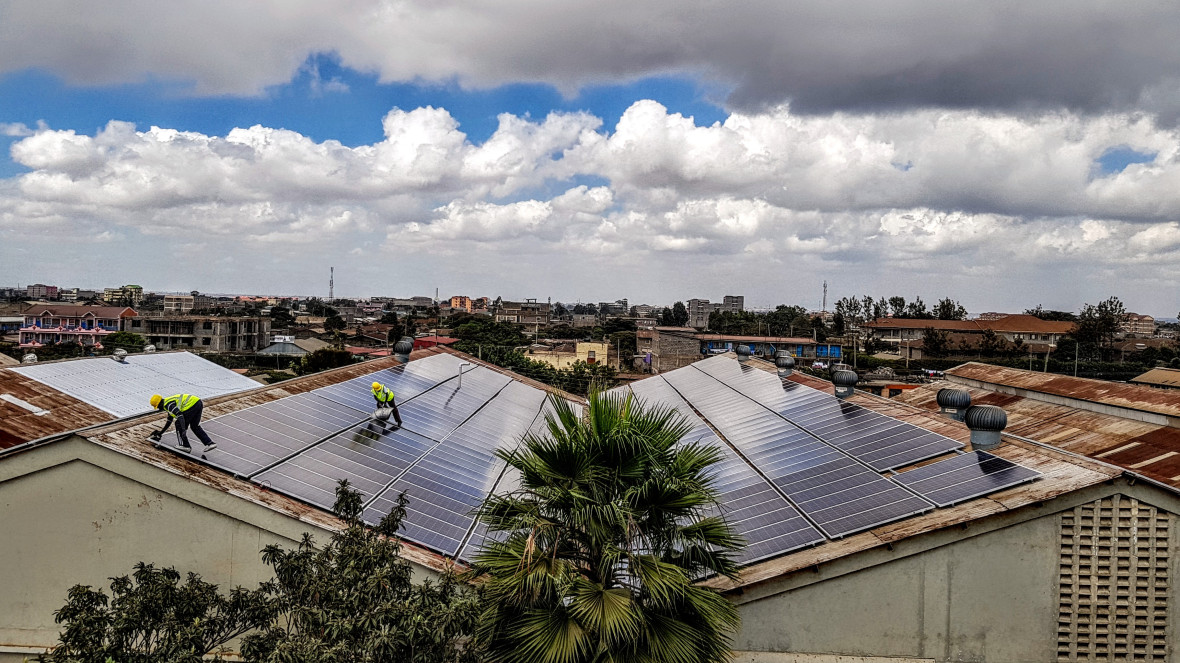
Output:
[895,377,1180,489]
[947,362,1180,420]
[0,368,113,448]
[10,351,260,418]
[1130,367,1180,389]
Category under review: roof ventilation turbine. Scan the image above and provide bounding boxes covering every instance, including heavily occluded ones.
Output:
[21,353,38,364]
[832,369,858,399]
[735,345,752,363]
[774,351,795,376]
[964,405,1007,451]
[393,336,414,363]
[936,388,971,421]
[112,348,128,363]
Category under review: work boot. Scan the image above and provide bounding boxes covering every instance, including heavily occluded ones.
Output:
[202,442,218,452]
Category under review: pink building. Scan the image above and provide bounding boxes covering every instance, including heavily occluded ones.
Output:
[18,305,138,349]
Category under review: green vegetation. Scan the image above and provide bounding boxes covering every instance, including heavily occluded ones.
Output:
[474,391,741,663]
[295,347,356,375]
[98,331,147,353]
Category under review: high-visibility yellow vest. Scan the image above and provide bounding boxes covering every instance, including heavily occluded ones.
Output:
[162,394,200,417]
[373,386,395,404]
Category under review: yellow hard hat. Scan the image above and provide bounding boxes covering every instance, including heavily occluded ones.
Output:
[150,394,163,408]
[372,382,382,392]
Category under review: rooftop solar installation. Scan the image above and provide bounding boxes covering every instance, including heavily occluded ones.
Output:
[693,356,963,470]
[893,450,1041,507]
[661,366,934,538]
[11,351,259,418]
[149,351,1039,564]
[623,376,825,563]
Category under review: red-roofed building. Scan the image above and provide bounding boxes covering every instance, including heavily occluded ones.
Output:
[18,305,138,348]
[865,313,1074,357]
[414,335,458,349]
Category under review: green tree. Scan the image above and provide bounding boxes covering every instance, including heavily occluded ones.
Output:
[269,306,296,329]
[101,331,147,353]
[1024,305,1078,322]
[296,348,354,375]
[1075,296,1124,360]
[933,298,967,321]
[243,481,482,663]
[474,392,742,663]
[922,327,952,358]
[671,301,689,326]
[324,315,346,332]
[41,563,274,663]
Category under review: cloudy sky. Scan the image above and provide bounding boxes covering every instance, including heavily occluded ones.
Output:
[2,1,1179,315]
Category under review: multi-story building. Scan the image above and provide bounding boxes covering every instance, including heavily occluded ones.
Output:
[163,292,216,314]
[102,284,144,307]
[58,288,99,303]
[125,315,270,352]
[1121,313,1157,337]
[721,295,744,313]
[527,341,612,369]
[18,305,138,348]
[494,299,551,326]
[864,313,1075,358]
[633,304,654,318]
[25,284,59,300]
[449,295,473,313]
[686,299,714,328]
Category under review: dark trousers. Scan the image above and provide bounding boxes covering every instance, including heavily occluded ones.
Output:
[176,400,214,448]
[376,398,403,426]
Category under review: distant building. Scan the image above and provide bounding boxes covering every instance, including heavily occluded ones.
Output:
[493,299,550,326]
[126,315,270,352]
[527,341,611,369]
[102,284,144,307]
[58,288,98,303]
[25,284,59,300]
[1129,366,1180,390]
[163,292,215,314]
[721,295,744,313]
[635,327,833,372]
[634,304,654,318]
[18,305,138,348]
[449,295,474,313]
[864,313,1075,359]
[686,299,714,328]
[1121,313,1157,337]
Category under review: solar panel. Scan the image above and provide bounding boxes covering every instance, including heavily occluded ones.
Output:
[893,450,1041,507]
[252,364,512,520]
[314,353,471,412]
[662,367,933,538]
[12,351,258,418]
[624,376,825,563]
[368,381,548,556]
[457,397,581,561]
[693,357,962,470]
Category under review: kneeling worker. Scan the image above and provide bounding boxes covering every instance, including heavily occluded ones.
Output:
[148,393,218,453]
[372,381,403,427]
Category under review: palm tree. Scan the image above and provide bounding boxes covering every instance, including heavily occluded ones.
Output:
[472,390,743,663]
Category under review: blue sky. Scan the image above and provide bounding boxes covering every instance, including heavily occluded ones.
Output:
[2,2,1180,314]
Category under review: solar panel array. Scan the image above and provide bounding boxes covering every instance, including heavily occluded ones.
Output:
[154,351,1040,565]
[893,450,1041,507]
[12,351,259,418]
[624,376,825,563]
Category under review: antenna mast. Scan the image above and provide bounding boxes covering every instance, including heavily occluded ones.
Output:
[329,267,334,302]
[822,280,828,312]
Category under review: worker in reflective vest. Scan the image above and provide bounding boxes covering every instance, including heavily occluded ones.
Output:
[371,382,403,427]
[148,393,217,453]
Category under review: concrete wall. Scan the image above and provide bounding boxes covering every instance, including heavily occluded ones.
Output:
[733,484,1180,663]
[0,438,437,660]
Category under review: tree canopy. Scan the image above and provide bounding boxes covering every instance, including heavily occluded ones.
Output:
[473,392,742,663]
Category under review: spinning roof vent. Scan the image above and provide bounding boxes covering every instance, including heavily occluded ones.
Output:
[964,405,1007,451]
[774,352,795,376]
[112,348,128,363]
[393,337,415,363]
[832,369,858,399]
[936,388,971,421]
[735,345,752,362]
[21,353,37,364]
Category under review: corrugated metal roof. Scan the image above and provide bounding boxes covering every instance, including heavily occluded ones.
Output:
[865,314,1074,334]
[0,368,113,447]
[894,379,1180,488]
[947,362,1180,419]
[1130,367,1180,389]
[10,351,260,418]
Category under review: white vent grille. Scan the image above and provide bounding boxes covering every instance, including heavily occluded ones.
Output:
[1058,495,1170,662]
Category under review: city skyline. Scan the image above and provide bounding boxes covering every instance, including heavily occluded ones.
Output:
[4,3,1180,314]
